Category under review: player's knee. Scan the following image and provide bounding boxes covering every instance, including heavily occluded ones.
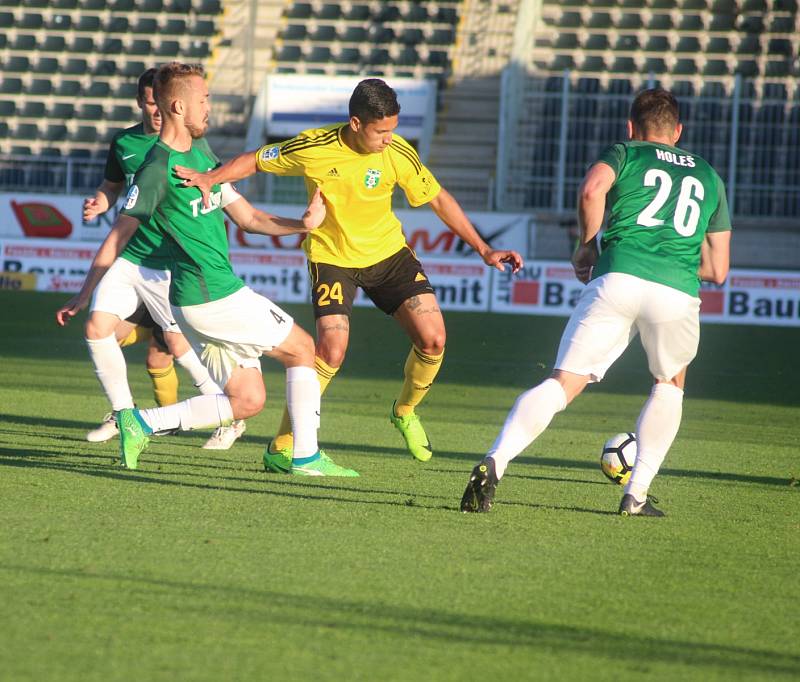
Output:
[234,388,266,419]
[418,330,446,356]
[317,343,346,368]
[85,316,112,340]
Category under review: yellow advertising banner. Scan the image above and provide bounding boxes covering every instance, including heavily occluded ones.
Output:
[0,271,37,291]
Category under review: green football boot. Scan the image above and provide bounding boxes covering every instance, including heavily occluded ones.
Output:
[389,401,432,462]
[117,408,150,470]
[263,440,292,474]
[291,450,359,477]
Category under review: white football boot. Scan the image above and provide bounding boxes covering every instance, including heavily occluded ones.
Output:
[86,412,120,442]
[202,419,246,450]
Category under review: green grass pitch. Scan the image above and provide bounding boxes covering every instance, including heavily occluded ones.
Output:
[1,290,798,681]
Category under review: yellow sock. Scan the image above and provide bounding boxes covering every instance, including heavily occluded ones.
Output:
[271,356,339,452]
[119,324,152,348]
[394,346,444,417]
[147,362,179,406]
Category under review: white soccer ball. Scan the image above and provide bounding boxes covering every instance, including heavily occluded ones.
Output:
[600,432,637,485]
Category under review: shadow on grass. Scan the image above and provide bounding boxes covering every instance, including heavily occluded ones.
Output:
[1,563,798,677]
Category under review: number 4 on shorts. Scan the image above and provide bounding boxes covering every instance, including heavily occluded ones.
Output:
[270,308,286,324]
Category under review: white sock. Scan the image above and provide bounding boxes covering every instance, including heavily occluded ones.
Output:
[175,349,222,395]
[138,394,233,433]
[488,378,568,478]
[624,383,684,501]
[286,366,320,460]
[86,333,134,411]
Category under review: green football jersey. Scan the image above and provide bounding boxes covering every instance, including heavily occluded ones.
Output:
[591,141,732,296]
[120,138,244,307]
[104,122,173,271]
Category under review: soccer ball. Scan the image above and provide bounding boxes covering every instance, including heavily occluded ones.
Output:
[600,432,637,485]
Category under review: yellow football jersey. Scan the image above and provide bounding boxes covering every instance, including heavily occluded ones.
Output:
[255,125,442,268]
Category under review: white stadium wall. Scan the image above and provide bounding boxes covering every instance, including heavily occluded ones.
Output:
[0,193,798,328]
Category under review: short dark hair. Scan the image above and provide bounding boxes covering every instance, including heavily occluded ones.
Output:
[629,88,680,135]
[152,62,205,111]
[137,67,158,102]
[349,78,400,123]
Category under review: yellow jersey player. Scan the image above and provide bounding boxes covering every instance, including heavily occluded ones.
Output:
[176,78,523,471]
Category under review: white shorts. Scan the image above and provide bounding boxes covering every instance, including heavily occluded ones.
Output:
[174,286,294,388]
[555,272,701,382]
[90,257,180,333]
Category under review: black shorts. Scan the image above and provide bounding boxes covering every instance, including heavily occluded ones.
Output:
[309,247,435,318]
[125,305,168,353]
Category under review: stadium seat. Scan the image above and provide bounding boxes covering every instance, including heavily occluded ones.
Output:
[369,26,396,44]
[110,0,135,9]
[0,77,23,94]
[62,58,88,75]
[375,5,401,22]
[41,35,67,52]
[52,0,79,7]
[109,105,136,122]
[276,45,302,62]
[612,34,637,51]
[399,28,424,46]
[740,0,767,10]
[100,38,124,54]
[198,0,221,12]
[676,36,701,53]
[48,14,72,30]
[15,123,41,139]
[28,79,53,95]
[672,80,695,97]
[673,58,698,74]
[315,3,341,20]
[340,25,367,43]
[114,82,139,99]
[164,18,187,35]
[738,15,764,32]
[106,16,129,33]
[337,47,361,65]
[50,102,76,119]
[121,61,148,78]
[645,36,670,52]
[74,126,99,142]
[129,40,153,55]
[769,16,795,33]
[587,12,612,28]
[68,36,95,53]
[710,0,736,10]
[283,24,307,41]
[93,60,117,76]
[0,100,15,117]
[33,58,59,75]
[54,80,81,96]
[551,53,576,70]
[681,0,707,8]
[608,78,633,94]
[737,35,761,54]
[703,59,730,75]
[648,14,673,29]
[582,56,606,72]
[140,0,163,10]
[79,0,107,8]
[557,12,582,28]
[166,0,192,10]
[734,59,759,78]
[343,3,370,20]
[74,15,102,31]
[644,57,668,74]
[765,60,791,77]
[86,82,111,98]
[5,56,30,73]
[395,46,420,67]
[586,34,611,50]
[309,25,336,42]
[11,34,36,51]
[286,2,311,19]
[194,19,215,36]
[155,40,181,57]
[768,39,793,56]
[132,17,159,33]
[404,3,428,22]
[609,57,636,73]
[18,13,44,29]
[0,12,12,28]
[708,14,735,31]
[365,48,391,66]
[19,101,46,119]
[434,6,458,23]
[678,15,704,30]
[428,28,455,45]
[555,33,579,49]
[306,46,332,64]
[617,13,643,29]
[706,37,731,53]
[185,41,211,58]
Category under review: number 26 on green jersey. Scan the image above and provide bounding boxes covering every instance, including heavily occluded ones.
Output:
[637,169,705,237]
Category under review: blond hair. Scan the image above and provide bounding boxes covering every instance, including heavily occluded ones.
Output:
[152,62,205,112]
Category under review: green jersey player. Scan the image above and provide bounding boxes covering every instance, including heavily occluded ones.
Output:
[61,62,358,477]
[59,68,244,450]
[462,88,732,516]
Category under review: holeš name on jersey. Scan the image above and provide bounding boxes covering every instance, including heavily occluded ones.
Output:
[655,148,696,168]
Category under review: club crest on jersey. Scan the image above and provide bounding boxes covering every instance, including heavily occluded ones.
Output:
[260,145,280,163]
[124,184,139,209]
[364,168,382,189]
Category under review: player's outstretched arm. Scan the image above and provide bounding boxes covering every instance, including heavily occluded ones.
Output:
[225,187,325,236]
[428,188,523,273]
[55,215,141,326]
[83,179,125,222]
[698,231,731,285]
[174,151,259,209]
